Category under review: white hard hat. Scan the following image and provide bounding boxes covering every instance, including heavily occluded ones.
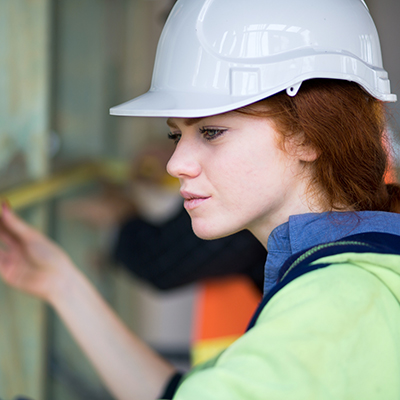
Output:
[110,0,397,118]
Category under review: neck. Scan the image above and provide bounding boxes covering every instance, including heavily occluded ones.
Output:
[249,198,327,249]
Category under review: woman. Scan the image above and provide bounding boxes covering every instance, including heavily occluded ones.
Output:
[1,0,400,399]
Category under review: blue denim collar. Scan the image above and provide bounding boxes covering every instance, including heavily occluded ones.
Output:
[264,211,400,294]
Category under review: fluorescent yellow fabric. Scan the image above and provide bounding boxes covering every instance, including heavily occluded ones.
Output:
[162,253,400,400]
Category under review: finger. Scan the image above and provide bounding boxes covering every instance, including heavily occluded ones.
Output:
[0,202,38,240]
[0,249,18,283]
[0,230,19,251]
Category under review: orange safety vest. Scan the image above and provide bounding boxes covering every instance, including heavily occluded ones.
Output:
[191,275,261,365]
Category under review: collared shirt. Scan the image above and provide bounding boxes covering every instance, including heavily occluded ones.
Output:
[264,211,400,294]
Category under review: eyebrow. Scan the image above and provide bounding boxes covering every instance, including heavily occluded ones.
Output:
[166,117,204,128]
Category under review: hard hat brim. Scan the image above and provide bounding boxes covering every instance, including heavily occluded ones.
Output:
[109,89,275,118]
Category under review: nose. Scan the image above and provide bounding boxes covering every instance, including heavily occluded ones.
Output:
[167,141,201,179]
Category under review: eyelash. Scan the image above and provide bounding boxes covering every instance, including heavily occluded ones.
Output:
[199,127,226,141]
[168,132,181,144]
[168,128,226,144]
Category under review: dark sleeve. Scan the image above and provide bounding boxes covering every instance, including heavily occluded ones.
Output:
[159,372,184,399]
[112,207,266,293]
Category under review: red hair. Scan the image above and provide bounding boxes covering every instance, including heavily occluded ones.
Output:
[238,79,400,213]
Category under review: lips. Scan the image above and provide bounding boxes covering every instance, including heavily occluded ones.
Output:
[180,190,211,211]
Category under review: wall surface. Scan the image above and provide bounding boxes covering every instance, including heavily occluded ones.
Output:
[0,1,51,398]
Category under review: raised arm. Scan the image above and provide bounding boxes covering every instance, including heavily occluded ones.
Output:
[0,203,176,400]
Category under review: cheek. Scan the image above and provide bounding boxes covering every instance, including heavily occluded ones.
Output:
[205,135,291,198]
[211,156,248,194]
[211,157,264,210]
[225,152,293,203]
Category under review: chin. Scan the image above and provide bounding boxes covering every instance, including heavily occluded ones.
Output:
[190,220,238,241]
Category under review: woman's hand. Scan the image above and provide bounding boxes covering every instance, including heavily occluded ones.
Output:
[0,203,75,303]
[0,202,176,400]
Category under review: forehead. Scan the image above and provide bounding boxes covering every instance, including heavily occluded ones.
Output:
[166,117,204,129]
[166,105,273,129]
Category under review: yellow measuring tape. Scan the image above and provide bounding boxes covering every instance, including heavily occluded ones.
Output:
[0,160,129,211]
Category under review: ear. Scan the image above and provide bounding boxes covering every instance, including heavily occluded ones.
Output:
[285,135,319,163]
[297,143,319,162]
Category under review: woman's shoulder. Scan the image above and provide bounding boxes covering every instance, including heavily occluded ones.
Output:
[172,258,400,400]
[262,257,400,322]
[251,230,400,328]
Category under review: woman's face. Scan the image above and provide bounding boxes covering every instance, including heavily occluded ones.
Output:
[166,111,315,245]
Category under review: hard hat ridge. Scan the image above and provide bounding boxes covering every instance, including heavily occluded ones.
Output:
[110,0,397,119]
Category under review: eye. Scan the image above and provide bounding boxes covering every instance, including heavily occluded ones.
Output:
[168,132,181,144]
[199,127,226,141]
